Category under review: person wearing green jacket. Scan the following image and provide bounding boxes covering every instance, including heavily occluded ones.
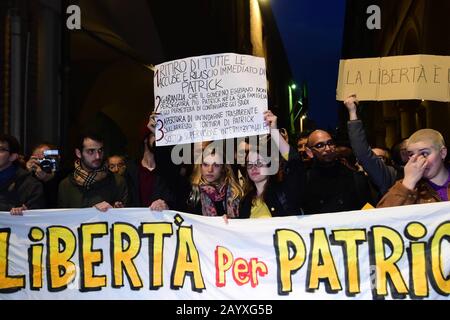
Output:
[58,132,128,211]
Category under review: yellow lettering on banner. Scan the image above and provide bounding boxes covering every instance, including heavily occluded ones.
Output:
[215,246,233,287]
[47,226,77,291]
[409,241,428,297]
[274,229,306,295]
[79,223,108,291]
[370,226,408,298]
[232,258,250,285]
[405,222,428,298]
[429,222,450,295]
[307,229,342,293]
[111,223,143,289]
[30,244,44,290]
[171,226,205,292]
[0,229,25,292]
[29,227,45,290]
[331,229,367,295]
[141,223,173,289]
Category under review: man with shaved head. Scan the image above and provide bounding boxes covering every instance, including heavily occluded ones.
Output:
[264,111,375,214]
[305,130,337,164]
[300,129,374,214]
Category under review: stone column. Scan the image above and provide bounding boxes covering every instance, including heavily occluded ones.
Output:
[35,0,62,146]
[249,0,264,57]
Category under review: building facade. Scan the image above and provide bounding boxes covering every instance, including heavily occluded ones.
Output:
[341,0,450,148]
[1,0,294,161]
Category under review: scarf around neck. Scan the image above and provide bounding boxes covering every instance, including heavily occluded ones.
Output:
[199,182,240,218]
[73,159,108,190]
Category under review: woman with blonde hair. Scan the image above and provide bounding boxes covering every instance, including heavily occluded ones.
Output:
[187,142,243,217]
[377,128,449,207]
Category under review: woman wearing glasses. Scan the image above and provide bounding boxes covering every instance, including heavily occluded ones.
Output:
[239,111,302,218]
[239,142,294,218]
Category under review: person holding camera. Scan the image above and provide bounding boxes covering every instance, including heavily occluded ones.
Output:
[0,134,45,215]
[26,143,64,208]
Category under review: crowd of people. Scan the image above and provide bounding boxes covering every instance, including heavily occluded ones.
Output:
[1,94,449,217]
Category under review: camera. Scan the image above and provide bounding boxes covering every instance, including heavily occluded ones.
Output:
[36,150,59,173]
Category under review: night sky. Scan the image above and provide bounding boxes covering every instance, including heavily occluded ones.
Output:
[271,0,347,130]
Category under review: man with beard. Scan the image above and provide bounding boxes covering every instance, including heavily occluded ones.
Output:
[58,132,128,211]
[264,111,375,214]
[296,132,312,165]
[300,129,374,214]
[123,114,174,210]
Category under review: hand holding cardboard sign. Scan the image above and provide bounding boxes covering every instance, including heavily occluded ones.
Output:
[344,94,359,121]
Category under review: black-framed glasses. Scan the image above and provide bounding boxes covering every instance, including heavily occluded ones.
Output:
[311,140,335,150]
[246,160,269,170]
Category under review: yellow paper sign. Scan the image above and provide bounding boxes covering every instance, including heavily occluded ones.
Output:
[336,54,450,102]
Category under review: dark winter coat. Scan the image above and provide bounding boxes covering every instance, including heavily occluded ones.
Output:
[0,166,45,211]
[301,160,375,215]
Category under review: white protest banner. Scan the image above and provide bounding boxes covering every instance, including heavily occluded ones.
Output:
[336,54,450,102]
[153,53,269,146]
[1,202,449,300]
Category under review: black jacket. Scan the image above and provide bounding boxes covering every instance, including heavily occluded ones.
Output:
[187,198,227,216]
[125,161,176,208]
[0,166,45,210]
[301,160,375,214]
[144,143,191,211]
[31,168,70,209]
[347,120,398,197]
[239,182,297,218]
[239,148,305,218]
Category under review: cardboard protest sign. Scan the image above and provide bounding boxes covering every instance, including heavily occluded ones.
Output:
[336,54,450,102]
[1,202,449,300]
[153,53,269,146]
